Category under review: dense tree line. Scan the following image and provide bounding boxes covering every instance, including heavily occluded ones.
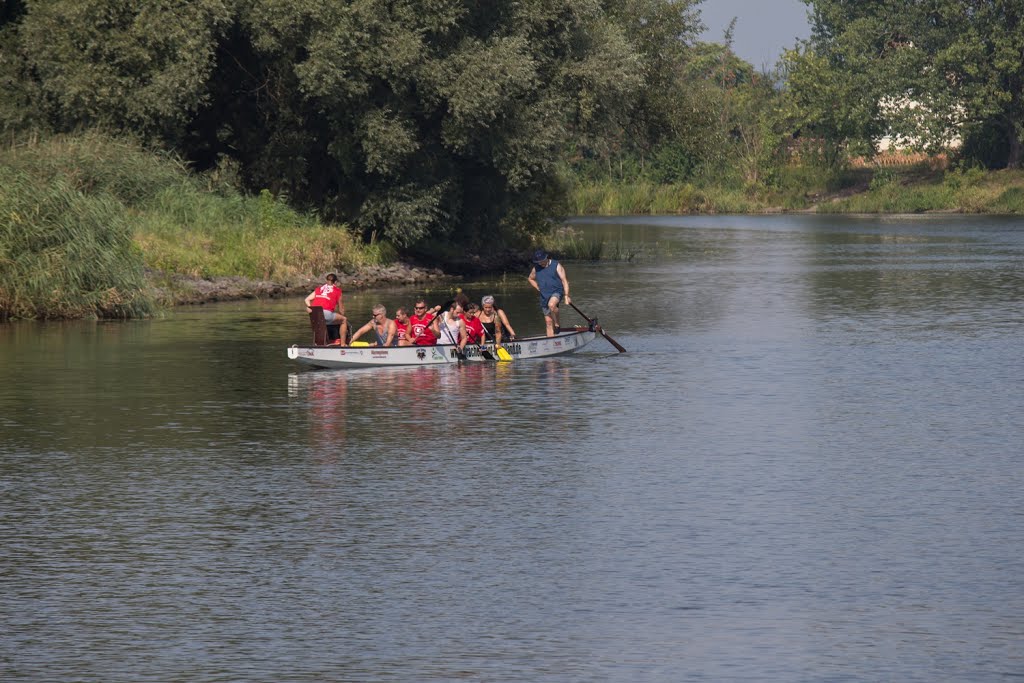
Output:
[2,0,1020,252]
[1,0,705,247]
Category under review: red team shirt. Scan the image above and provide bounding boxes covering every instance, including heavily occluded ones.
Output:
[462,314,484,344]
[409,313,436,345]
[310,284,342,311]
[394,318,409,344]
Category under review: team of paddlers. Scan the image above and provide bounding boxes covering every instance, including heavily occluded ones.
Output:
[304,249,572,351]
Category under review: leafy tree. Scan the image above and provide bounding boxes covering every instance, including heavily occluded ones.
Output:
[2,0,654,247]
[602,0,703,168]
[779,45,883,167]
[725,73,785,187]
[792,0,1024,168]
[564,1,735,185]
[7,0,231,138]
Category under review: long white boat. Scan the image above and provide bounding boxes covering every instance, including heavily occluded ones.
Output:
[287,327,598,369]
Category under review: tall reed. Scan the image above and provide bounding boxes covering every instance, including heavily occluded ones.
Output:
[540,226,644,262]
[2,132,381,318]
[0,169,155,320]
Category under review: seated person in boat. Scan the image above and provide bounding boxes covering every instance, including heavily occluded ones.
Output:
[349,304,397,346]
[305,273,347,341]
[393,307,412,346]
[408,299,442,346]
[432,300,468,350]
[462,302,485,346]
[479,295,516,343]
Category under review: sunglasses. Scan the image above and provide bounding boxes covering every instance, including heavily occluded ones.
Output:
[415,305,426,310]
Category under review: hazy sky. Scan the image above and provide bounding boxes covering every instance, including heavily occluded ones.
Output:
[699,0,812,70]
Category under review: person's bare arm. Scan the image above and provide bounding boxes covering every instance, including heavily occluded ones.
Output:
[349,321,372,343]
[557,264,570,304]
[498,310,516,339]
[527,267,539,292]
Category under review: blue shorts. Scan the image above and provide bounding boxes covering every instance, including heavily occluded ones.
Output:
[323,310,344,324]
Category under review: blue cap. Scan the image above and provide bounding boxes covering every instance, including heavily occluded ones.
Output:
[532,249,548,263]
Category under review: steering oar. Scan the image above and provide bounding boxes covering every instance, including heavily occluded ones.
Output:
[568,301,626,353]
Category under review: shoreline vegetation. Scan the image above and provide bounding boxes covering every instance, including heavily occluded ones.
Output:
[4,1,1024,321]
[0,134,454,321]
[3,133,1023,321]
[567,165,1024,216]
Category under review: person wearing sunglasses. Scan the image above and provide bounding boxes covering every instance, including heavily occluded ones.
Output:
[348,304,397,346]
[408,299,442,346]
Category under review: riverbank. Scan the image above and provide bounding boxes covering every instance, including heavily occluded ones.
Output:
[1,133,539,318]
[145,241,541,306]
[7,132,1022,319]
[146,261,452,307]
[567,166,1024,215]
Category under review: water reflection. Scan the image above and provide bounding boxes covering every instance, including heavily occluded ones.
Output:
[287,359,577,448]
[3,214,1024,681]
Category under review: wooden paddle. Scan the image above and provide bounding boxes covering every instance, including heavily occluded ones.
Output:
[568,301,626,353]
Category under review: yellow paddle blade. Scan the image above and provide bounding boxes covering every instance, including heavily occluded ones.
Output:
[350,341,370,347]
[496,346,513,362]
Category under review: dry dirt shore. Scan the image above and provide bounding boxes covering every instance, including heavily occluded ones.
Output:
[149,261,452,306]
[150,247,531,306]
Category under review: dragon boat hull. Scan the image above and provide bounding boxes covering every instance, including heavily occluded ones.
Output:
[287,328,597,369]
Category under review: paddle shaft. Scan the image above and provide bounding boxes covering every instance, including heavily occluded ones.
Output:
[436,311,466,360]
[568,301,626,353]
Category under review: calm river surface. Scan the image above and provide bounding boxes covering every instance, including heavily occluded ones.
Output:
[2,214,1023,681]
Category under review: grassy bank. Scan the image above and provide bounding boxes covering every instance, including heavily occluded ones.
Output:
[538,225,648,262]
[822,167,1024,213]
[567,165,1024,215]
[1,133,388,320]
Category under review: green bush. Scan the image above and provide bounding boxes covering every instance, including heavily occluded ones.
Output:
[650,143,700,184]
[1,132,376,317]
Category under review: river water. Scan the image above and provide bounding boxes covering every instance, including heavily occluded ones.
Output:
[2,214,1022,681]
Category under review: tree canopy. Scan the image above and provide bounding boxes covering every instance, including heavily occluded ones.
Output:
[788,0,1024,168]
[1,0,706,246]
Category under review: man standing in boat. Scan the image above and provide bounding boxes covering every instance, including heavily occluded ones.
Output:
[527,249,570,337]
[305,273,347,343]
